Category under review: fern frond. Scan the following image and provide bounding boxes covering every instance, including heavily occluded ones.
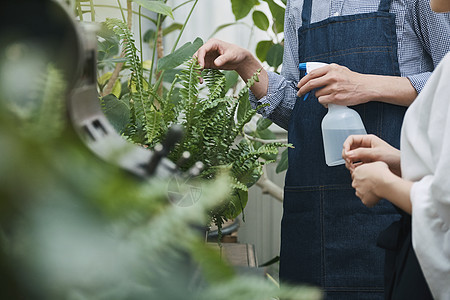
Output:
[178,58,202,108]
[105,18,158,144]
[203,69,226,101]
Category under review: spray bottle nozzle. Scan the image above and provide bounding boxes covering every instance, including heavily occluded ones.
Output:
[298,63,309,101]
[299,63,307,71]
[299,62,328,101]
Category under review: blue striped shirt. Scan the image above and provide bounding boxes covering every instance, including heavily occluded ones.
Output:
[250,0,450,130]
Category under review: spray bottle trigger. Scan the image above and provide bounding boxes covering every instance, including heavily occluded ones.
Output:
[298,63,310,101]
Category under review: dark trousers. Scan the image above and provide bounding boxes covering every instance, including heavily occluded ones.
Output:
[378,214,433,300]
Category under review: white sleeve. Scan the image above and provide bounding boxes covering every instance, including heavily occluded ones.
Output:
[408,54,450,299]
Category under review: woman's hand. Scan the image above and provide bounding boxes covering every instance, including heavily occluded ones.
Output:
[342,134,401,176]
[351,161,390,207]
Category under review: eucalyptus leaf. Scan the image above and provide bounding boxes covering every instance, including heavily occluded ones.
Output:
[256,117,272,131]
[163,68,182,83]
[255,40,273,62]
[157,37,203,71]
[101,94,130,134]
[237,90,251,123]
[266,43,284,68]
[226,189,249,219]
[209,22,248,38]
[230,0,259,20]
[132,0,174,19]
[163,23,183,36]
[252,11,270,31]
[276,148,289,173]
[143,29,156,43]
[223,70,239,93]
[263,0,285,33]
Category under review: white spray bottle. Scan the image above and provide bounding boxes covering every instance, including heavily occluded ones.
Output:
[299,62,367,166]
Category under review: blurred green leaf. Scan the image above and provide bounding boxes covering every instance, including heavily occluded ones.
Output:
[190,241,235,283]
[252,11,270,31]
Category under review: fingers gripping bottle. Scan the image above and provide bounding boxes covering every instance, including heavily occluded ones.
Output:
[299,62,367,166]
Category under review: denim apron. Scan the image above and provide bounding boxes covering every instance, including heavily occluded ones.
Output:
[280,0,406,298]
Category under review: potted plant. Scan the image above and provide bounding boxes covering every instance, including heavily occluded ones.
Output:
[76,0,292,234]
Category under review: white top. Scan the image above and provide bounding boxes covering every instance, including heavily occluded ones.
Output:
[401,52,450,299]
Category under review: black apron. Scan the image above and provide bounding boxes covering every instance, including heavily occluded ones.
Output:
[280,0,407,298]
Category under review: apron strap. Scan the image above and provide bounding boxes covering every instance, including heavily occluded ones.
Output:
[301,0,313,26]
[378,0,393,13]
[302,0,393,25]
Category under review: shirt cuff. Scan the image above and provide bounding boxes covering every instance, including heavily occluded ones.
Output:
[248,71,291,130]
[407,72,432,94]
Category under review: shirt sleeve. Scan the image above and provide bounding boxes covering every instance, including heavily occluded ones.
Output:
[248,0,300,130]
[405,0,450,93]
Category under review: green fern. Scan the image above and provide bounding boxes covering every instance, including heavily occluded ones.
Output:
[101,53,289,234]
[104,18,161,145]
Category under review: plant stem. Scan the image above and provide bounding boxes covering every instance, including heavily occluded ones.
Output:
[173,0,195,11]
[116,0,126,22]
[79,4,157,24]
[150,0,199,97]
[76,1,84,21]
[171,0,198,53]
[89,0,96,22]
[102,0,133,97]
[127,0,133,30]
[139,6,143,64]
[148,14,162,86]
[244,133,287,144]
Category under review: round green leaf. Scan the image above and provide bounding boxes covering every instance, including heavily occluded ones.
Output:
[276,148,289,173]
[256,117,272,131]
[252,11,270,31]
[231,0,259,20]
[255,40,273,62]
[266,43,284,68]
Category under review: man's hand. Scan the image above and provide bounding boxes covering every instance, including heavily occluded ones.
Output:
[195,38,268,99]
[297,63,370,106]
[195,39,251,72]
[297,63,417,107]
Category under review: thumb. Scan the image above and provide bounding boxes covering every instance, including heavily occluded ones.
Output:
[213,51,236,68]
[214,55,227,67]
